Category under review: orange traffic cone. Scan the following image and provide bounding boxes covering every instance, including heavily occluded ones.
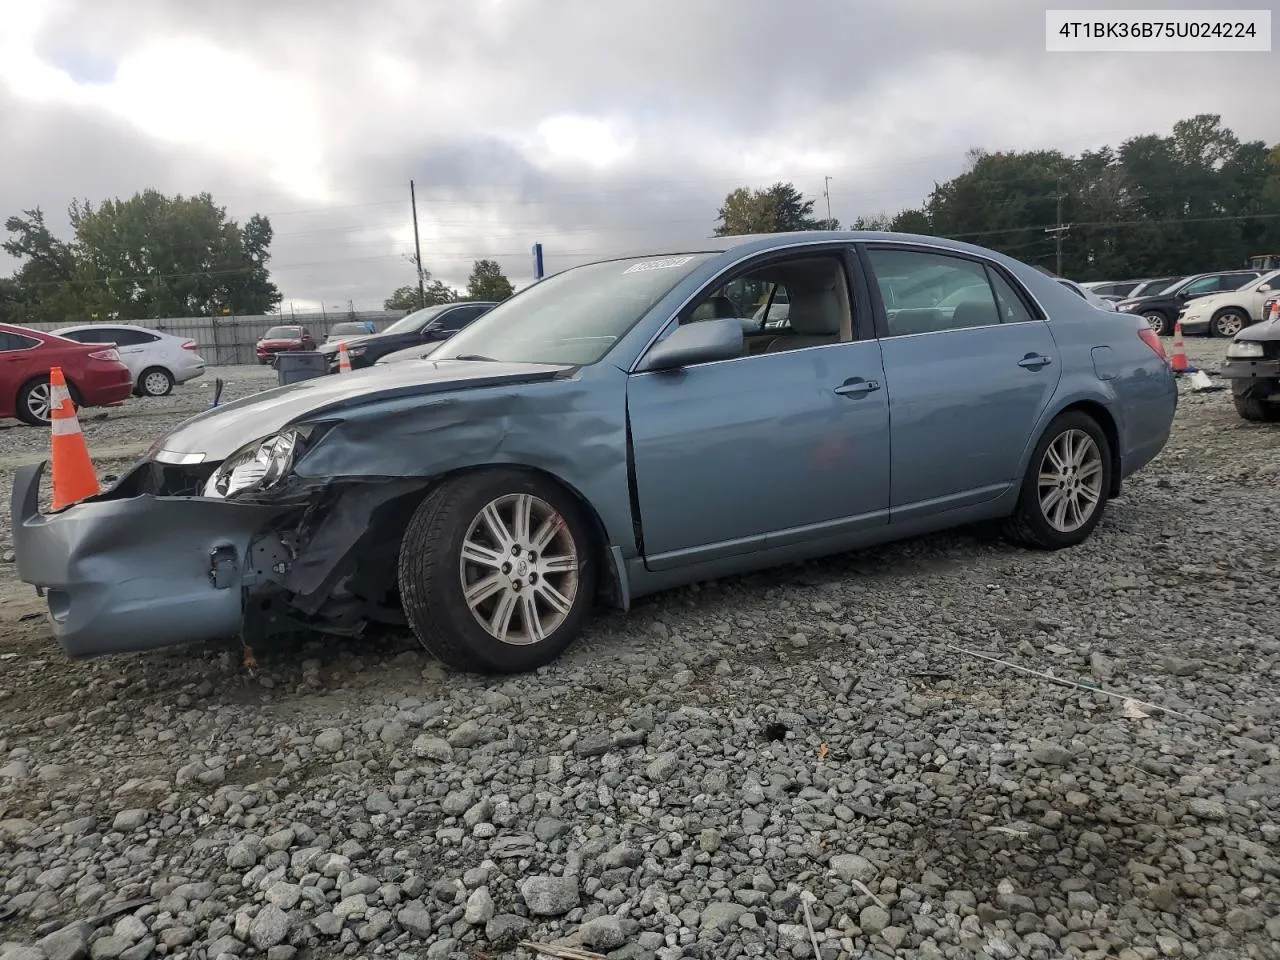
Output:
[48,367,100,511]
[1170,321,1188,373]
[1269,302,1280,324]
[338,342,352,373]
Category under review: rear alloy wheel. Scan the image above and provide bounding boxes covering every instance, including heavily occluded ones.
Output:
[139,367,174,397]
[16,376,54,425]
[1210,309,1249,339]
[1144,311,1172,336]
[1006,411,1112,549]
[398,470,598,673]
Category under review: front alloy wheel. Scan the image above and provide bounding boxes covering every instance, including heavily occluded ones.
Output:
[1144,311,1170,336]
[458,493,580,645]
[398,469,597,673]
[1211,310,1248,339]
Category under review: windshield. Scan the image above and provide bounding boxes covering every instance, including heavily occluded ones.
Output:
[383,305,450,335]
[436,252,718,365]
[264,326,300,338]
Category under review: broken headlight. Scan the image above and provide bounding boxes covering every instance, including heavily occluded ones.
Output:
[203,426,321,499]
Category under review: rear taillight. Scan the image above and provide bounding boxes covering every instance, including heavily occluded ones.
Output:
[88,348,121,362]
[182,340,198,351]
[1138,328,1167,361]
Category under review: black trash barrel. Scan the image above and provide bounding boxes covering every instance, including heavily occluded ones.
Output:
[275,351,328,386]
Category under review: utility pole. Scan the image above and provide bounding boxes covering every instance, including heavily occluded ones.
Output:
[1044,183,1070,275]
[823,176,834,228]
[410,180,425,309]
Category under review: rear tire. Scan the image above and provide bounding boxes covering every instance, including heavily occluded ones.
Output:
[16,376,53,426]
[1005,411,1112,550]
[138,367,174,397]
[397,469,598,673]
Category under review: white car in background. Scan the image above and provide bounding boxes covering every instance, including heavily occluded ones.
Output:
[1057,278,1118,311]
[53,323,206,397]
[1175,269,1280,338]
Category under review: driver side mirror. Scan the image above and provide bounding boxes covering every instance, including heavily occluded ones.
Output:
[636,318,744,373]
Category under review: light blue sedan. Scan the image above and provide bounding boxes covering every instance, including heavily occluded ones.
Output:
[11,231,1178,673]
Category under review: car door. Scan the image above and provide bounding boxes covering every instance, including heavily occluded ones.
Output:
[102,328,151,378]
[860,244,1063,522]
[425,305,487,341]
[626,246,891,571]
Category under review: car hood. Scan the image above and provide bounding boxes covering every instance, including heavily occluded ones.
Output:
[1236,316,1280,342]
[1118,294,1174,310]
[318,331,398,352]
[149,359,572,461]
[1179,292,1232,314]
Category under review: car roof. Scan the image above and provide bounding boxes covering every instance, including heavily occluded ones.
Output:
[55,322,162,332]
[606,230,1009,262]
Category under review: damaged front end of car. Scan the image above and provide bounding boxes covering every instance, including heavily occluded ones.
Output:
[11,421,434,658]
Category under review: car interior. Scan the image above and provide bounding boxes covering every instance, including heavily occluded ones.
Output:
[682,255,854,356]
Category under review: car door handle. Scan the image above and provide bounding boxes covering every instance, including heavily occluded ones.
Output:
[834,378,881,397]
[1018,354,1053,369]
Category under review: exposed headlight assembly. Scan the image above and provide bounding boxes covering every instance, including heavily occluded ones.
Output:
[203,425,324,499]
[1227,340,1265,359]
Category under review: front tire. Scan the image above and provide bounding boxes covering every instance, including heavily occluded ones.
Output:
[1234,390,1280,423]
[397,469,598,673]
[1144,311,1172,336]
[1006,411,1112,549]
[139,367,174,397]
[1210,309,1249,339]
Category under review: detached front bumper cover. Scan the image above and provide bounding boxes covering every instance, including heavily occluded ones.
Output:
[10,461,293,658]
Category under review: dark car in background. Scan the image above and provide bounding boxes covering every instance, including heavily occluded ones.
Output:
[1126,276,1185,301]
[318,301,496,371]
[1222,311,1280,422]
[1115,270,1263,335]
[255,325,316,364]
[1,323,134,425]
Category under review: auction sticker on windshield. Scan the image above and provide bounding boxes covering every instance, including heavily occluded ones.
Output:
[624,256,695,274]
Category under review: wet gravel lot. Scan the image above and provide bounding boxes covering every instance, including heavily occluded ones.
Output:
[1,341,1277,960]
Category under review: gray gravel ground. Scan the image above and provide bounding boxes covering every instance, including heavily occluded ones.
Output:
[0,342,1277,960]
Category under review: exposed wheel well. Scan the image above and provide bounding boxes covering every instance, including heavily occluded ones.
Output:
[1055,400,1122,497]
[366,464,625,611]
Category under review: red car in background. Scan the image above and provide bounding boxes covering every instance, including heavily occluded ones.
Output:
[0,323,134,425]
[255,325,316,364]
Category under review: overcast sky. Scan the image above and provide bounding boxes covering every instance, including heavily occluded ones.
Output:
[1,0,1275,312]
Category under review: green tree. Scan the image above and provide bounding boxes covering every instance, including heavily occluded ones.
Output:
[1,208,82,323]
[1,191,280,323]
[465,259,515,301]
[384,279,457,310]
[67,191,281,318]
[714,181,831,235]
[849,213,895,231]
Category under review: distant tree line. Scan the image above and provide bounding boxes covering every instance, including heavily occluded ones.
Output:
[384,258,516,311]
[714,114,1280,280]
[0,190,281,324]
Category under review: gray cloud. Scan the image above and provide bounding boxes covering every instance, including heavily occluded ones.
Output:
[2,0,1275,309]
